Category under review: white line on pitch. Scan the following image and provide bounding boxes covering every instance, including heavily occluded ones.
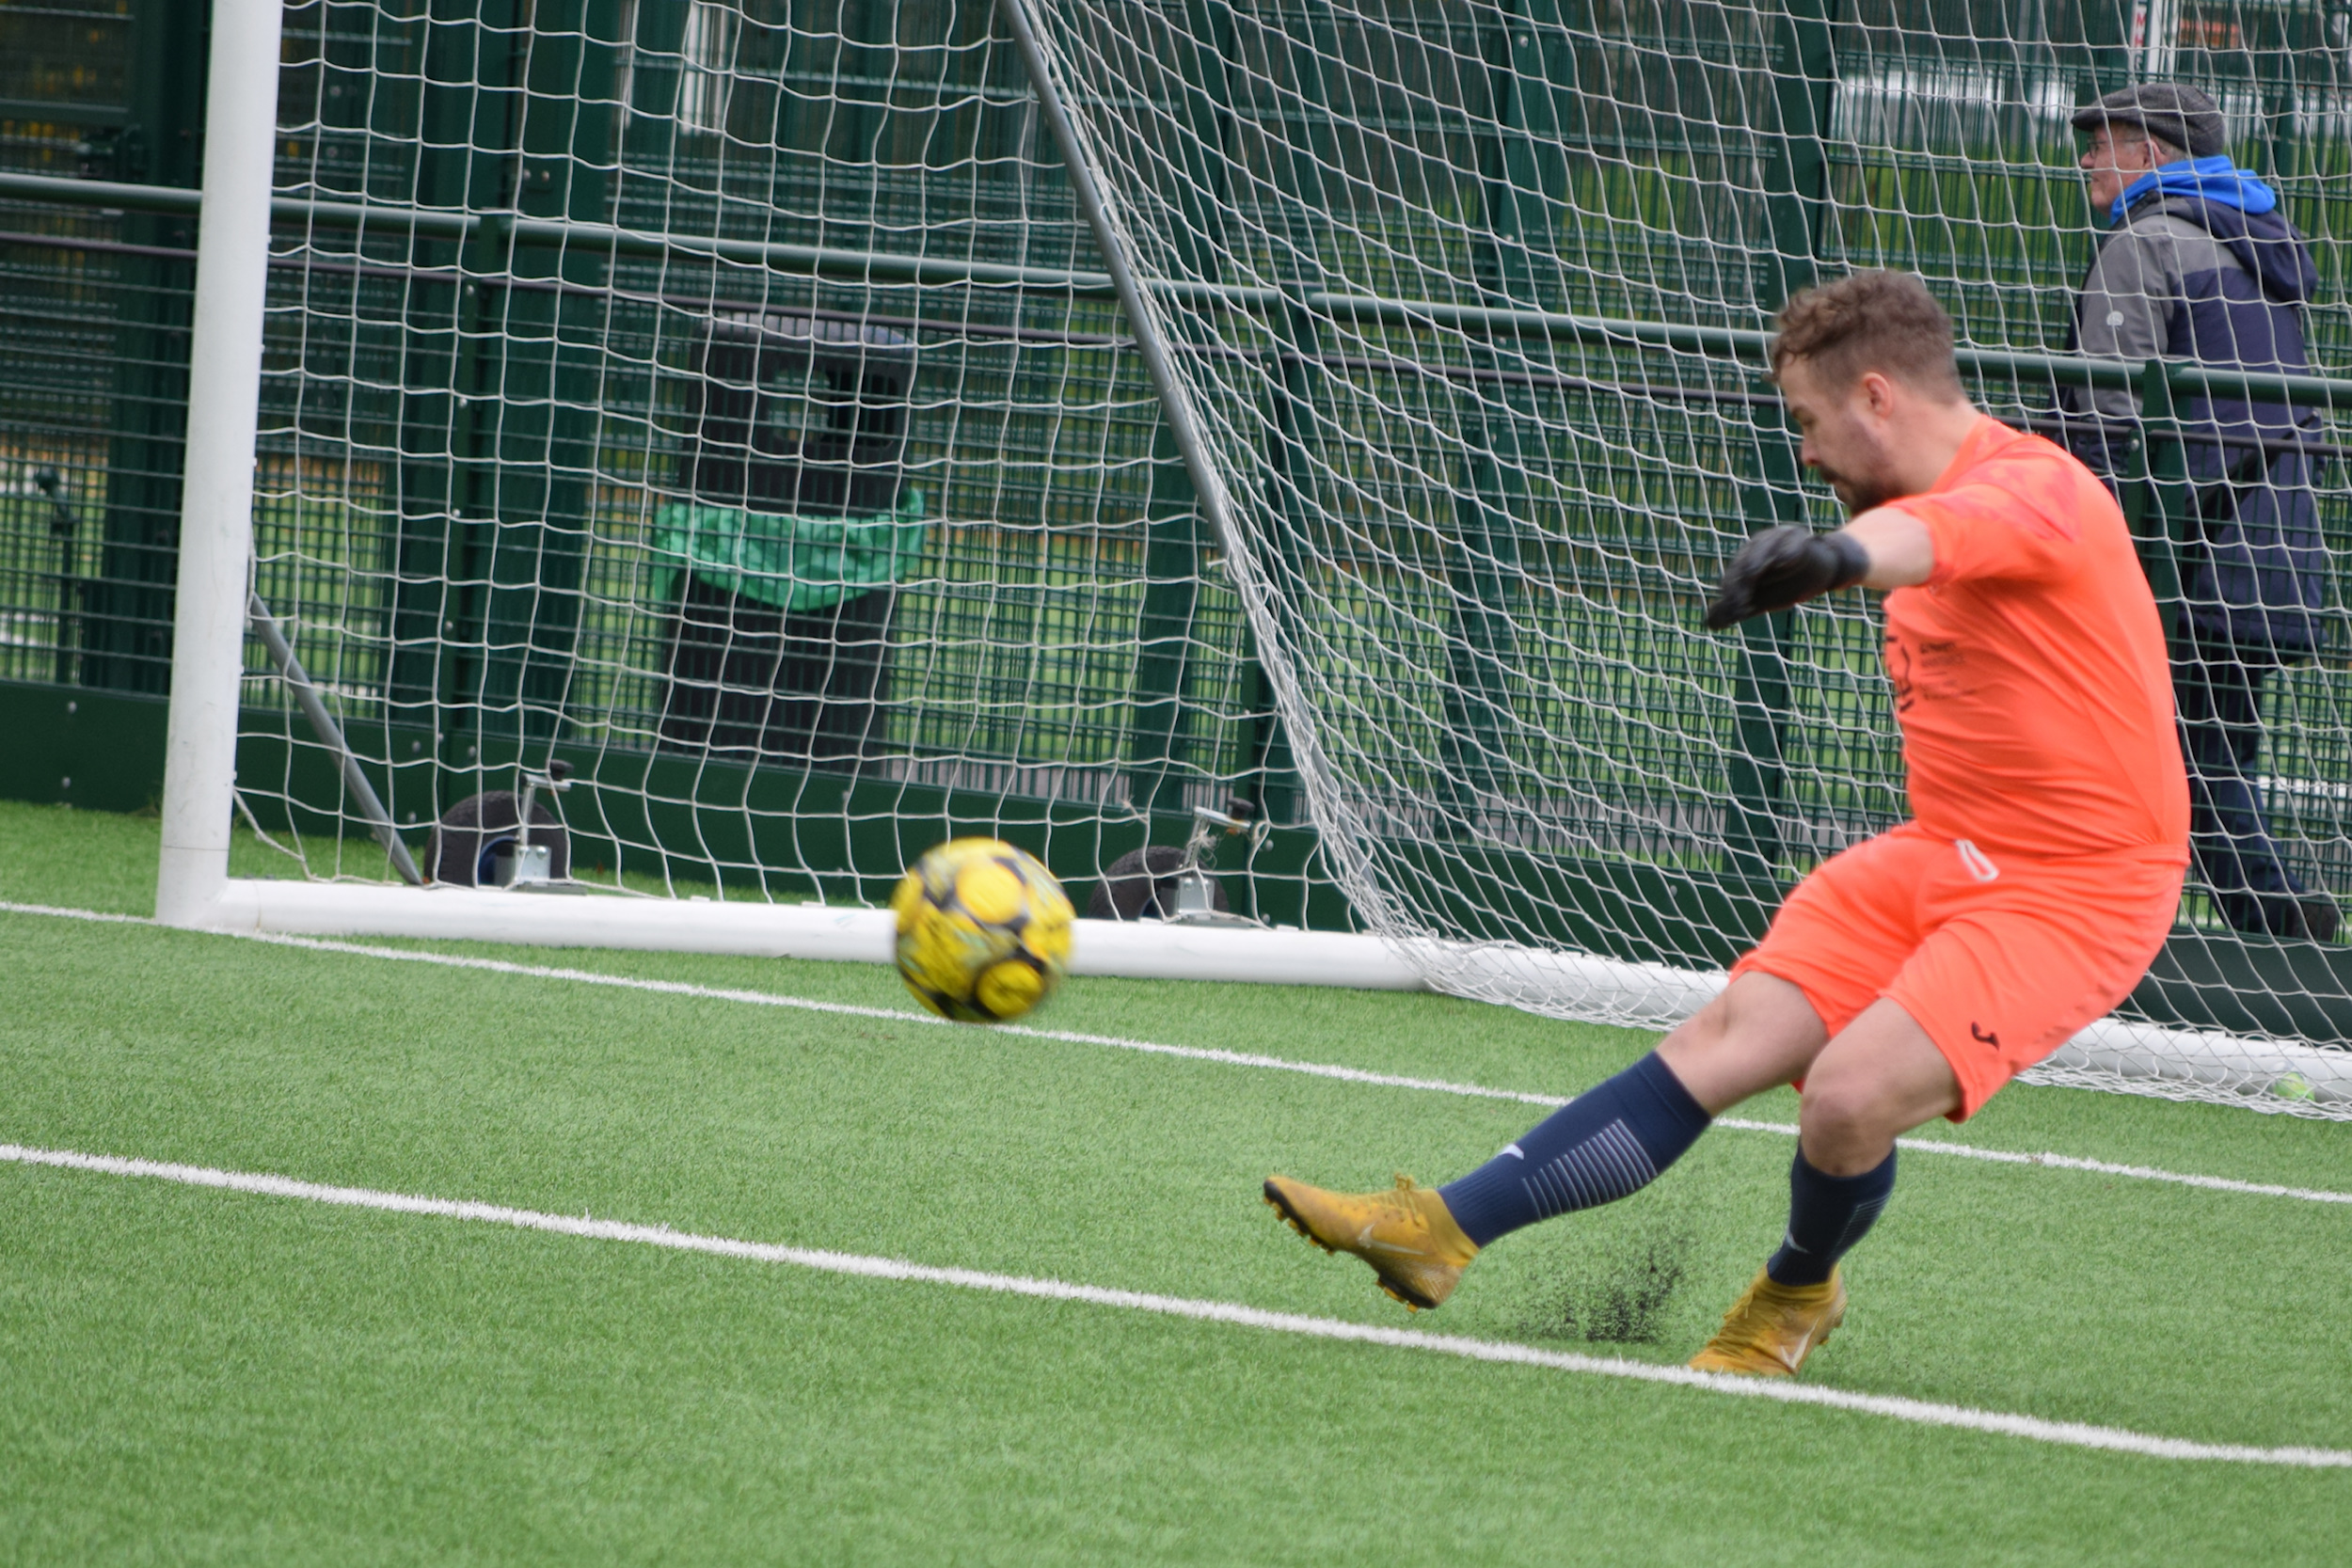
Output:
[8,899,2351,1209]
[2,1140,2344,1469]
[0,901,1557,1105]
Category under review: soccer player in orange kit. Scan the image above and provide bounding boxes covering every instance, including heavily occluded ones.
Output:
[1263,270,2190,1377]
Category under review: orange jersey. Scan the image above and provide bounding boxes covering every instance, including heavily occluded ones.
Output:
[1880,416,2188,861]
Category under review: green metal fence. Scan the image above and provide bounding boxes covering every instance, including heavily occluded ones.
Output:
[3,1,2351,1010]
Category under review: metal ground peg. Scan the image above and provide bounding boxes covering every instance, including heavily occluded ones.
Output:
[1168,798,1271,926]
[504,758,575,889]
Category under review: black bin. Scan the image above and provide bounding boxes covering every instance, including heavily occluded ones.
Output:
[660,312,916,769]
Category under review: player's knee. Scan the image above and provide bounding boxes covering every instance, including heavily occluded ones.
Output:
[1658,990,1734,1063]
[1795,1074,1898,1170]
[1796,1079,1865,1139]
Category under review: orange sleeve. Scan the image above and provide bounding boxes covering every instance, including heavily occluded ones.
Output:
[1891,466,2080,589]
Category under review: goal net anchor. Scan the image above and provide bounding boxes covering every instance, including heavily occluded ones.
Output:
[499,761,578,893]
[1164,801,1272,927]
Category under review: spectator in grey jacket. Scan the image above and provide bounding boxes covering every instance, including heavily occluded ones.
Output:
[2066,83,2336,942]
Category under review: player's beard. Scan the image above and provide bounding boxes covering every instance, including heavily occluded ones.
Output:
[1813,444,1904,515]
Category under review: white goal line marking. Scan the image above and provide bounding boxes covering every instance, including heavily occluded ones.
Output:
[2,1140,2344,1469]
[8,900,2350,1209]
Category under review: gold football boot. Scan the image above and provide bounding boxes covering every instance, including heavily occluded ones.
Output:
[1687,1266,1847,1377]
[1262,1174,1480,1311]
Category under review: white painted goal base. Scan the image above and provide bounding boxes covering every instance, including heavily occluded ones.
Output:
[200,877,1417,987]
[192,879,2350,1109]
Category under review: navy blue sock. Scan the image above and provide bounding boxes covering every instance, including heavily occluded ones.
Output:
[1438,1053,1711,1247]
[1767,1148,1897,1286]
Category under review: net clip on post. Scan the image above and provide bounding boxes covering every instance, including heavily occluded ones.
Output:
[1166,798,1272,927]
[500,759,577,892]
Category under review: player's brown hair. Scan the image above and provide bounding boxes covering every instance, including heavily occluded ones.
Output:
[1769,271,1964,400]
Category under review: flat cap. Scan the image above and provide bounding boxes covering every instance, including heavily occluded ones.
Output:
[2071,83,2227,159]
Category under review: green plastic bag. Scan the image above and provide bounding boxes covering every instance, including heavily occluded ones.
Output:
[649,486,928,614]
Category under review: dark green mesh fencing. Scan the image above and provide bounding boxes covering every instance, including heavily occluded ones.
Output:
[1,2,2350,1076]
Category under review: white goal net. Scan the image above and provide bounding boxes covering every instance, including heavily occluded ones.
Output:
[1001,0,2352,1114]
[50,0,2338,1113]
[239,0,1327,915]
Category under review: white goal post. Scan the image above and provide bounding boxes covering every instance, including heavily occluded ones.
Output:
[146,0,2352,1117]
[154,0,285,929]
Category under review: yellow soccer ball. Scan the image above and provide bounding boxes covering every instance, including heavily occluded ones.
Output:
[891,838,1074,1022]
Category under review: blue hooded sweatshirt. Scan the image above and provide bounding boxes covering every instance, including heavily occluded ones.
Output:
[2107,155,2279,226]
[2099,158,2327,654]
[2110,157,2318,309]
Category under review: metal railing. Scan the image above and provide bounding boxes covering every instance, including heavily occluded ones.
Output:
[10,166,2346,412]
[8,162,2352,917]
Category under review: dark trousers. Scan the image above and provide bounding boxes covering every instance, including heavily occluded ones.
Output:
[2175,639,2312,933]
[659,575,894,769]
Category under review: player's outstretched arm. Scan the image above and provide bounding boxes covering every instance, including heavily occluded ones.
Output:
[1702,509,1933,628]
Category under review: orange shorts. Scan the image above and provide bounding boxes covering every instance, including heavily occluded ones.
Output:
[1730,823,2184,1119]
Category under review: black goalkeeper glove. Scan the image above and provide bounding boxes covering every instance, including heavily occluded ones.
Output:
[1703,527,1871,629]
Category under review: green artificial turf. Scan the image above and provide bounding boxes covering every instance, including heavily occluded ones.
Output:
[2,800,2349,1563]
